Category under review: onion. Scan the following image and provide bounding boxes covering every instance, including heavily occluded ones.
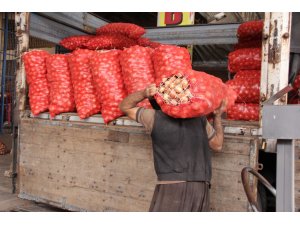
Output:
[159,86,165,93]
[169,77,176,83]
[163,93,169,101]
[169,83,175,89]
[175,85,183,93]
[164,80,170,87]
[178,92,186,99]
[180,96,189,103]
[174,78,182,85]
[182,79,189,89]
[176,73,183,78]
[170,99,178,105]
[169,90,177,98]
[185,89,192,97]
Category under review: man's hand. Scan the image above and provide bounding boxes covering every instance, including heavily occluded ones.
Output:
[144,84,157,98]
[213,99,228,117]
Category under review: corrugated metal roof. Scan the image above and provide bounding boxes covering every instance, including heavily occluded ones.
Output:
[199,12,264,24]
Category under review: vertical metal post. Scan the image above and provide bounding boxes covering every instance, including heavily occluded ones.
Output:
[0,12,9,133]
[12,12,30,193]
[260,12,292,105]
[276,140,295,211]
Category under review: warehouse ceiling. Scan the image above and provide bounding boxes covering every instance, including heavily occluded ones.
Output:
[92,12,264,27]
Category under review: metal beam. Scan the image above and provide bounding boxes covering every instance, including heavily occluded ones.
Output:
[144,23,239,45]
[29,13,86,44]
[193,61,227,69]
[30,12,239,45]
[36,12,107,33]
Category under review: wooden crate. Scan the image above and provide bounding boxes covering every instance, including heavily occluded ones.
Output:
[18,116,260,211]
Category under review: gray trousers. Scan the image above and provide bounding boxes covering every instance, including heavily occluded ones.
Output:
[149,181,210,212]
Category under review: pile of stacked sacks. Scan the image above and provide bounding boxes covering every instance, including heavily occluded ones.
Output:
[23,22,237,123]
[226,20,264,121]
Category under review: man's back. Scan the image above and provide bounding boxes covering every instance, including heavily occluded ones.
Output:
[150,110,212,182]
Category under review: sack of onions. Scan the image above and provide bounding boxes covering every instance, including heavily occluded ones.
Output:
[154,69,237,118]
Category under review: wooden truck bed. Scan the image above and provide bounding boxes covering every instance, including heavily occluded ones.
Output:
[18,113,261,211]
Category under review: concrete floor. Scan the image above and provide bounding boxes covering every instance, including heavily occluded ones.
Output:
[0,129,64,211]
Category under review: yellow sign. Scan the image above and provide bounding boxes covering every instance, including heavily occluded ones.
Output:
[157,12,195,27]
[157,12,195,60]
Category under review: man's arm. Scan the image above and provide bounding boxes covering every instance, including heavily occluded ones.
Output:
[119,84,157,121]
[208,100,227,151]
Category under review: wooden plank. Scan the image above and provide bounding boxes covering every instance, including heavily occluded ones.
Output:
[20,123,152,147]
[210,197,248,212]
[19,174,154,212]
[211,169,245,195]
[212,152,250,172]
[222,119,259,128]
[21,117,146,134]
[222,136,252,155]
[19,173,156,212]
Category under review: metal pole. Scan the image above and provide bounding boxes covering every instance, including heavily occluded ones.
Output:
[276,139,295,211]
[12,12,30,194]
[0,12,9,133]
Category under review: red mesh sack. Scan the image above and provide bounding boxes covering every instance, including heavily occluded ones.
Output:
[227,103,259,121]
[152,45,192,84]
[154,70,237,118]
[293,74,300,89]
[83,33,137,50]
[120,46,155,108]
[228,48,262,73]
[68,49,101,119]
[89,50,127,124]
[148,41,162,49]
[23,50,50,115]
[226,71,261,103]
[137,37,151,47]
[288,90,300,104]
[137,37,162,49]
[59,35,94,50]
[237,20,264,42]
[234,40,262,50]
[46,54,75,118]
[96,23,145,39]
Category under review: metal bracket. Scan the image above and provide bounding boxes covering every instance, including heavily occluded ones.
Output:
[262,85,293,105]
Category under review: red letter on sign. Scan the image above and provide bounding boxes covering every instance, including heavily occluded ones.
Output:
[164,12,183,25]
